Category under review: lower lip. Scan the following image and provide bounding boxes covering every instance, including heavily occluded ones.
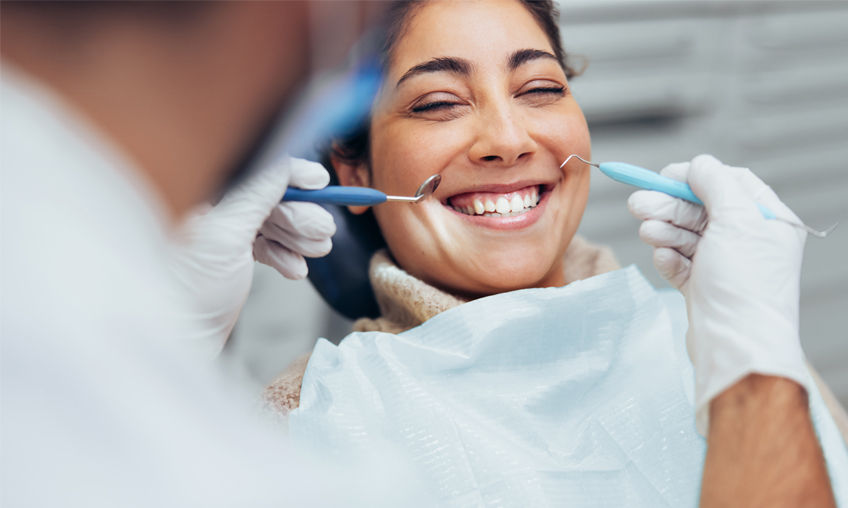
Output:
[445,189,551,230]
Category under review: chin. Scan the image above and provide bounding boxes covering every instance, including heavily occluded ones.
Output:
[457,253,563,297]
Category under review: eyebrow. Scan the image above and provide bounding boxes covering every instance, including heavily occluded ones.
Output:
[394,49,559,89]
[396,56,473,88]
[508,48,558,70]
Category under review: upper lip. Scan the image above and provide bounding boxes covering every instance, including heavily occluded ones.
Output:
[440,179,555,205]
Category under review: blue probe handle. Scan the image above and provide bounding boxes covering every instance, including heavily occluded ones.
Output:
[598,162,776,220]
[282,186,388,206]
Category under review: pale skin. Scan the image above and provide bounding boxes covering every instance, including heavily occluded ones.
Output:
[332,1,836,505]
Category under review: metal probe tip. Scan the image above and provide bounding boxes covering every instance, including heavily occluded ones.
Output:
[560,154,598,169]
[385,174,442,203]
[801,221,839,238]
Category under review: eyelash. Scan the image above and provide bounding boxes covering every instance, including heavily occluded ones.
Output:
[411,101,457,113]
[410,86,566,114]
[526,86,566,96]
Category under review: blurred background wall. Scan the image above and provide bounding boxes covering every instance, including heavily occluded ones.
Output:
[224,0,848,405]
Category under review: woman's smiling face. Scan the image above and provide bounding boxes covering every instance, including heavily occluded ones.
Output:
[338,0,591,298]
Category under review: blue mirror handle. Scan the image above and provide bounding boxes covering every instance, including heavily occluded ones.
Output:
[282,186,388,206]
[598,162,776,220]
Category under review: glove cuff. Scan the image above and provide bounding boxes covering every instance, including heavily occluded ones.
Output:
[693,357,813,436]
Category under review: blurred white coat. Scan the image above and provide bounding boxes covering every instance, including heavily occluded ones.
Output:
[0,66,419,508]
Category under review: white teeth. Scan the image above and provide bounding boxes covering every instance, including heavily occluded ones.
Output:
[473,199,485,215]
[510,195,524,213]
[452,187,542,217]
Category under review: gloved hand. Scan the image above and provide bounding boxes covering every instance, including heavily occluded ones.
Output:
[169,156,335,358]
[627,154,810,434]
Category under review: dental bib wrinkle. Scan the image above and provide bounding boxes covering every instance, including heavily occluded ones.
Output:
[289,267,848,507]
[291,267,708,507]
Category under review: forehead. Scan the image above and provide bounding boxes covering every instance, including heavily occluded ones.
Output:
[389,0,555,80]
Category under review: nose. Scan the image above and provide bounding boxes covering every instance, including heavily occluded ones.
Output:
[468,103,537,166]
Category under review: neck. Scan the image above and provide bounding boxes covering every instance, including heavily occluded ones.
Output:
[535,262,567,289]
[355,237,621,334]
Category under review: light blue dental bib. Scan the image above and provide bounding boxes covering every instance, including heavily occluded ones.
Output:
[290,267,848,507]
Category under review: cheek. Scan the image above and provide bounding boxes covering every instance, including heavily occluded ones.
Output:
[370,118,472,193]
[368,124,444,261]
[373,204,419,250]
[371,200,447,290]
[527,105,591,163]
[528,106,592,240]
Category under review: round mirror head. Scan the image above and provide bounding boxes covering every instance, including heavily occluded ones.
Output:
[413,174,441,202]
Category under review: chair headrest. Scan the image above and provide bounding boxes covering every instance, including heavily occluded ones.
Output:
[306,204,385,321]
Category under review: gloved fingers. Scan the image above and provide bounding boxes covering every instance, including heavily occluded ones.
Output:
[652,247,691,291]
[735,167,803,225]
[254,235,309,280]
[658,161,691,182]
[687,154,762,222]
[628,190,708,233]
[260,202,335,257]
[259,219,333,257]
[288,157,331,190]
[267,202,337,240]
[639,220,700,258]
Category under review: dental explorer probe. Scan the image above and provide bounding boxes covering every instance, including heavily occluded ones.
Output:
[282,174,441,207]
[561,155,838,238]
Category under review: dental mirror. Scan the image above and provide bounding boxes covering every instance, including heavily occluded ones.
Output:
[388,174,442,203]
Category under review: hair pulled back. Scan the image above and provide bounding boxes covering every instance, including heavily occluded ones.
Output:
[326,0,578,173]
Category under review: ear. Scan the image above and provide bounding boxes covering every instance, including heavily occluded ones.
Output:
[331,154,372,215]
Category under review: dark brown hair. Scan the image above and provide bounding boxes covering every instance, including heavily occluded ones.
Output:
[310,1,581,318]
[326,0,579,175]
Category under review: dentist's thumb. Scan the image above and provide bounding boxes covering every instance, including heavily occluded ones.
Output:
[288,155,331,191]
[204,156,331,247]
[686,154,763,224]
[206,157,297,246]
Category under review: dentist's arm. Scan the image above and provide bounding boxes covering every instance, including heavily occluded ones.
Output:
[628,154,835,507]
[703,374,832,507]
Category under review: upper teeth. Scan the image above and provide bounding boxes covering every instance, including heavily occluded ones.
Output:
[452,188,540,217]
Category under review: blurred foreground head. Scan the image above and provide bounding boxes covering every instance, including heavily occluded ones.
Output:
[0,1,385,220]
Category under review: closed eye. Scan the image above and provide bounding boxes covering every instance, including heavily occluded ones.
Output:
[524,86,565,97]
[517,83,567,107]
[411,101,460,113]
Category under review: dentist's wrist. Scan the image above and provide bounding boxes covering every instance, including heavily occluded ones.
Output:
[701,374,834,508]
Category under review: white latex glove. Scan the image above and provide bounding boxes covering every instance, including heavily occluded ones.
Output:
[627,154,810,434]
[169,156,335,358]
